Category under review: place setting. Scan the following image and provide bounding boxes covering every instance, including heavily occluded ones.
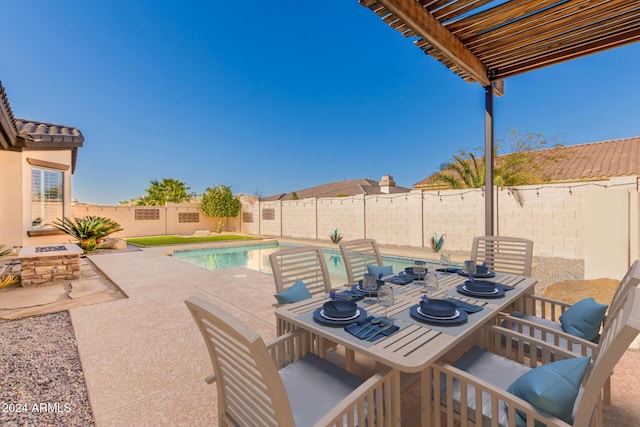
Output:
[455,260,496,278]
[312,299,368,326]
[350,273,383,300]
[410,295,468,325]
[454,263,514,299]
[345,284,400,342]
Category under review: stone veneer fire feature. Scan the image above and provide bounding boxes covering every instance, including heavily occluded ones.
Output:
[19,244,83,287]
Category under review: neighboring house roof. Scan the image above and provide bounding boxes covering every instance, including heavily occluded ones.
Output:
[0,81,84,172]
[414,136,640,189]
[263,176,411,201]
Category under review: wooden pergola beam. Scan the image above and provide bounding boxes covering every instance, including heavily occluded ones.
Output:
[373,0,491,86]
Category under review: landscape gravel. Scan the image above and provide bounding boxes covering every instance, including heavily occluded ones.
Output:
[0,311,93,427]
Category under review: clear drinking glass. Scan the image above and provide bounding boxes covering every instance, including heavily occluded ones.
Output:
[464,260,477,276]
[377,284,394,318]
[362,273,377,304]
[423,272,439,297]
[413,260,426,284]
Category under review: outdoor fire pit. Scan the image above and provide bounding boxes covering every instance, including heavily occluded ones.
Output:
[18,244,83,287]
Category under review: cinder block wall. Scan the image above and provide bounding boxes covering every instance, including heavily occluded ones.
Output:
[240,179,639,267]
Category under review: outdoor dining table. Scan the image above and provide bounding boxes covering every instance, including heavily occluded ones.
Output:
[275,270,537,426]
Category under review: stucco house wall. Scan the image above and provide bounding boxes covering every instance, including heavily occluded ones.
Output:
[0,150,23,247]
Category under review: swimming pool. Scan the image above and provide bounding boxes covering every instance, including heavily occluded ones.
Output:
[171,242,437,285]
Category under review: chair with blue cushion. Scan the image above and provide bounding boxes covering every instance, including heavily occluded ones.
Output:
[270,246,332,303]
[497,259,640,403]
[185,296,400,427]
[427,286,640,427]
[339,239,384,284]
[269,245,337,355]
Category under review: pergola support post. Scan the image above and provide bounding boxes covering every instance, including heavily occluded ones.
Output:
[484,85,495,236]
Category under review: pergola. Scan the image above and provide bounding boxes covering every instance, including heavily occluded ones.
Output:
[358,0,640,235]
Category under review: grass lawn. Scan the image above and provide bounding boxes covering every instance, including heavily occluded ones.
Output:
[125,235,261,247]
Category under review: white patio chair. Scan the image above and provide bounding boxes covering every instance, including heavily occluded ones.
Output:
[497,259,640,404]
[471,236,534,277]
[427,285,640,427]
[269,245,343,358]
[339,238,383,284]
[269,245,332,298]
[185,296,400,427]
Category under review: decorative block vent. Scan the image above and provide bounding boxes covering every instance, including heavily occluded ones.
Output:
[135,209,160,220]
[242,212,254,223]
[262,208,275,220]
[179,212,199,223]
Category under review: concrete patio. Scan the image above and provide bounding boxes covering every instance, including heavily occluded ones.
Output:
[66,242,640,426]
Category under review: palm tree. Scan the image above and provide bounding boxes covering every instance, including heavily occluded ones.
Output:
[433,152,531,207]
[137,178,194,206]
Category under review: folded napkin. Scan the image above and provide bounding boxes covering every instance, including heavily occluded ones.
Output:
[444,298,484,313]
[345,316,399,342]
[386,275,413,285]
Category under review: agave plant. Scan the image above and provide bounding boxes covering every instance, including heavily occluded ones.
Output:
[53,216,123,252]
[0,244,11,258]
[430,232,445,253]
[329,229,343,244]
[0,244,18,288]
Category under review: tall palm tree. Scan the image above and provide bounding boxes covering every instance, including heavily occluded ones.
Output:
[137,178,194,206]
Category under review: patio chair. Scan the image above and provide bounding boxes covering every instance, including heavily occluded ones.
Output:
[269,245,337,355]
[471,236,534,277]
[184,296,400,427]
[339,239,383,284]
[497,259,640,404]
[269,245,332,299]
[427,285,640,427]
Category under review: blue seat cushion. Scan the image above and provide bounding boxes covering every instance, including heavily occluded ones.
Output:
[274,279,312,304]
[367,264,393,278]
[506,356,590,425]
[559,298,608,341]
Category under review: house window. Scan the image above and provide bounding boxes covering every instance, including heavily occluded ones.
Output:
[31,167,64,229]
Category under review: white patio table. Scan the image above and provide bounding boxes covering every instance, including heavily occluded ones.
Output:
[275,270,537,426]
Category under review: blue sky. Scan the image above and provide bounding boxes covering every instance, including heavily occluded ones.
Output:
[3,1,639,204]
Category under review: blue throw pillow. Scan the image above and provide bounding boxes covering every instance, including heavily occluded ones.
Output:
[559,298,608,341]
[367,264,393,278]
[274,280,312,304]
[507,356,590,426]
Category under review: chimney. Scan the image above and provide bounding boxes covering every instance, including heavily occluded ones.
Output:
[379,174,396,194]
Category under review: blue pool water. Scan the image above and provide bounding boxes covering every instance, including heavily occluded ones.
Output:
[172,242,437,285]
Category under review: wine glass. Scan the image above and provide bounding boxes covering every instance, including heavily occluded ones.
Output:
[423,272,439,297]
[377,284,394,318]
[362,273,377,304]
[413,260,426,285]
[440,253,451,271]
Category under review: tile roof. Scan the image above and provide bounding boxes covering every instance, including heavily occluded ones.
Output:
[16,118,84,146]
[263,177,411,201]
[414,136,640,189]
[0,81,84,172]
